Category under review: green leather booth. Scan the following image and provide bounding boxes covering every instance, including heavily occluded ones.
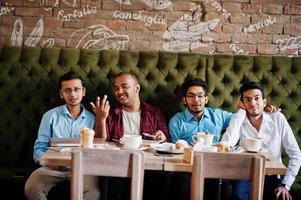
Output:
[0,46,300,198]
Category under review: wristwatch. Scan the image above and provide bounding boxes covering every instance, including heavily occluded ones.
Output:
[279,183,290,191]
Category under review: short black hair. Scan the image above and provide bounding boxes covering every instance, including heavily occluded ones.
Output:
[58,71,84,90]
[181,77,208,96]
[114,71,140,84]
[239,82,265,100]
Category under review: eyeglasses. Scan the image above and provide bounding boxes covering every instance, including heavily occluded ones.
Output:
[61,87,83,94]
[186,93,206,99]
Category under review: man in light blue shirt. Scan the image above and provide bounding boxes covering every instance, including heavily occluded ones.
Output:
[169,77,233,200]
[169,78,232,145]
[24,72,99,200]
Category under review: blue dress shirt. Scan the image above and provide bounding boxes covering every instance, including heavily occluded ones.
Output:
[33,104,95,163]
[169,107,232,144]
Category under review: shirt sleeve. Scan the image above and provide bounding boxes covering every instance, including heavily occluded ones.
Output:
[168,116,181,143]
[221,109,246,147]
[33,113,52,163]
[279,114,301,187]
[155,108,170,142]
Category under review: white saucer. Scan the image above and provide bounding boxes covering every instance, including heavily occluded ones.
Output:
[150,143,183,154]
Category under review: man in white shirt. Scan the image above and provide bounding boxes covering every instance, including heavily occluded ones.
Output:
[221,82,301,200]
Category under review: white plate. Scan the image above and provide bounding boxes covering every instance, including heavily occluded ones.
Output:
[121,145,149,151]
[142,139,160,145]
[150,143,183,154]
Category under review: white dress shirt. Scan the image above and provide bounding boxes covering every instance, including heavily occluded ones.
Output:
[221,109,301,188]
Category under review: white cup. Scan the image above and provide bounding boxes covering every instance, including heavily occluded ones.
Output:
[192,132,214,146]
[80,127,95,148]
[120,135,142,149]
[160,142,174,151]
[244,137,262,152]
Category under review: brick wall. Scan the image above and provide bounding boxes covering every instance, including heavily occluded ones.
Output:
[0,0,300,55]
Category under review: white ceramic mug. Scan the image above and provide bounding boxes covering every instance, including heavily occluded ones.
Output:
[80,127,95,148]
[192,132,214,146]
[244,137,262,152]
[120,135,142,149]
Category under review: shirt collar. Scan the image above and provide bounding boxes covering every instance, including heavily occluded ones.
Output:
[243,111,274,126]
[183,107,209,121]
[62,104,86,118]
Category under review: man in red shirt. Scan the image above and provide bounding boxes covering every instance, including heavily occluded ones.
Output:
[90,71,170,200]
[91,71,169,142]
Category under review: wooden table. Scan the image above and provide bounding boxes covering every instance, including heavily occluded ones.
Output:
[40,138,287,175]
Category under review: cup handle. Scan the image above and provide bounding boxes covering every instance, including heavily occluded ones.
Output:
[192,134,198,143]
[119,137,124,144]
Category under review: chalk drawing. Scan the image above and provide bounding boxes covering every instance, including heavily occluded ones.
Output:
[229,42,249,55]
[57,5,97,21]
[205,0,231,19]
[0,2,15,16]
[115,0,172,10]
[11,19,23,46]
[67,24,129,50]
[28,0,77,10]
[163,5,220,51]
[25,19,44,47]
[10,18,54,48]
[277,36,301,55]
[113,10,166,26]
[243,16,276,33]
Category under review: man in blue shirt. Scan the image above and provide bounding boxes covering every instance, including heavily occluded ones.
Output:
[169,77,233,200]
[24,72,99,200]
[169,78,232,145]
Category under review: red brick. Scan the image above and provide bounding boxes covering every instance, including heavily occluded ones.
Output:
[135,31,161,41]
[15,8,52,17]
[239,44,257,54]
[164,12,186,21]
[0,26,13,36]
[223,3,242,13]
[279,48,299,55]
[222,24,242,33]
[257,44,278,55]
[216,33,231,43]
[83,19,106,27]
[292,16,301,24]
[216,43,232,53]
[95,10,115,20]
[272,34,291,44]
[106,20,126,31]
[284,5,301,15]
[191,45,215,54]
[251,0,291,3]
[126,21,145,31]
[230,15,250,24]
[102,0,122,10]
[129,41,151,50]
[149,41,164,51]
[221,0,249,2]
[3,0,22,6]
[64,20,83,29]
[231,34,256,44]
[202,32,218,42]
[1,16,19,26]
[44,18,63,27]
[173,1,196,11]
[242,4,262,14]
[262,24,283,34]
[120,1,152,11]
[254,34,272,44]
[146,23,167,31]
[53,38,66,47]
[284,24,301,35]
[263,5,284,14]
[291,0,301,4]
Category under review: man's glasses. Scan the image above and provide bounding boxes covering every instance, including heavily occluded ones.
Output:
[186,93,206,99]
[61,87,83,94]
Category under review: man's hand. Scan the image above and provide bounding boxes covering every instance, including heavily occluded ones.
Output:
[235,98,246,110]
[264,105,281,113]
[275,186,292,200]
[90,95,110,120]
[153,130,166,143]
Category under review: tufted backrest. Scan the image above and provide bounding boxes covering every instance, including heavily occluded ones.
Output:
[0,46,300,169]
